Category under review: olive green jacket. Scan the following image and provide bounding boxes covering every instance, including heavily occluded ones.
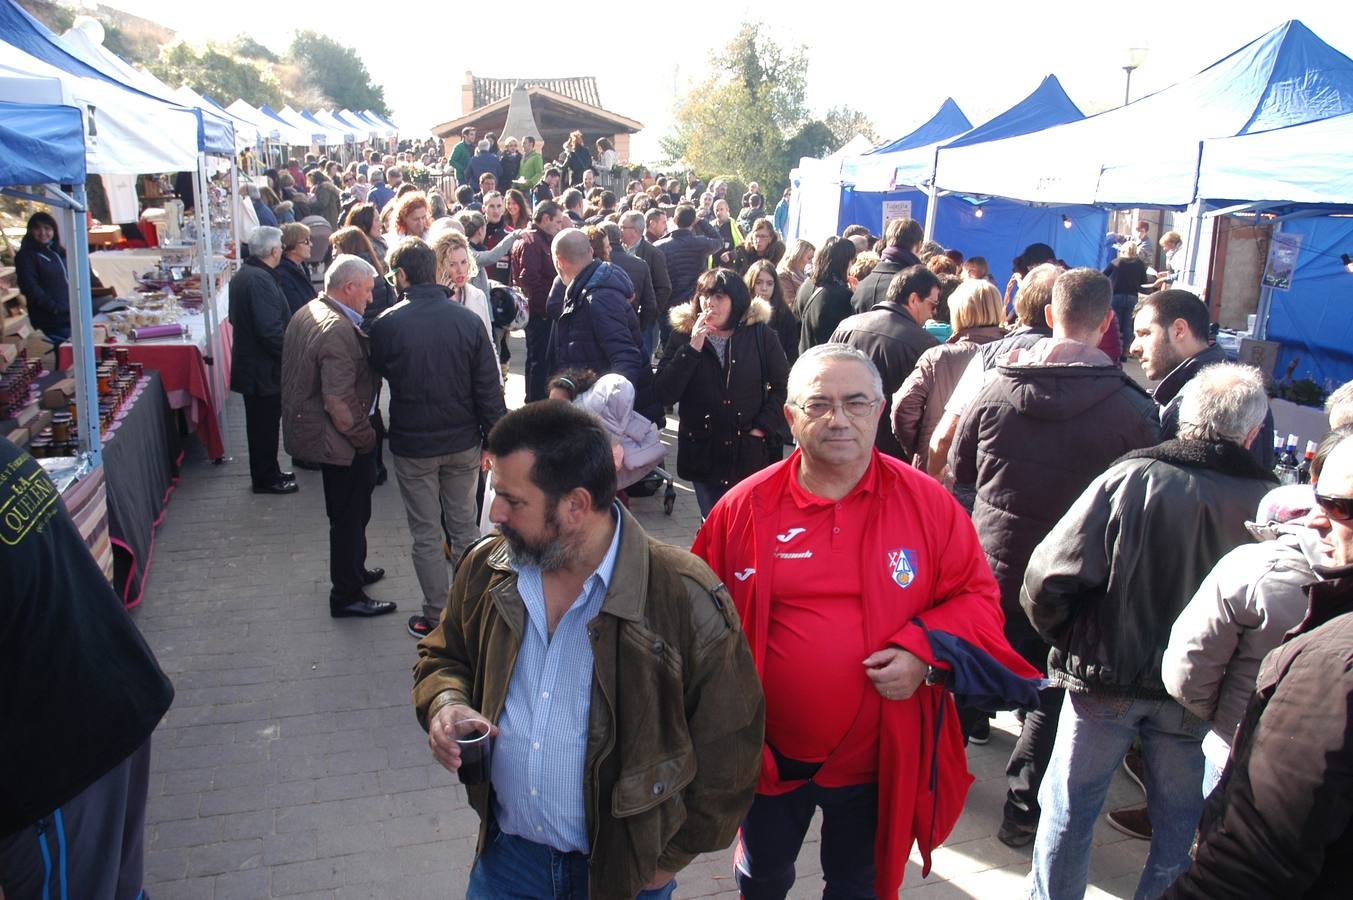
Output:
[412,506,764,899]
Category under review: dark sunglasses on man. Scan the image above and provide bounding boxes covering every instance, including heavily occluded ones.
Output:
[1315,491,1353,522]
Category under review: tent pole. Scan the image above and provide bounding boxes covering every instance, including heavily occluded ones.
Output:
[62,185,102,467]
[1183,198,1207,288]
[922,149,940,242]
[195,153,227,461]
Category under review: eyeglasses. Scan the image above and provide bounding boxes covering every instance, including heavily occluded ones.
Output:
[1315,491,1353,522]
[791,398,881,420]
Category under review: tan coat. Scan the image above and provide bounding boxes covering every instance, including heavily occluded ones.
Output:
[890,325,1005,469]
[281,294,376,465]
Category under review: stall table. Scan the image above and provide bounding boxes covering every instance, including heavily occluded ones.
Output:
[60,285,232,458]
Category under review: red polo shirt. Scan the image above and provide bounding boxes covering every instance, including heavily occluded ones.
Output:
[763,458,881,786]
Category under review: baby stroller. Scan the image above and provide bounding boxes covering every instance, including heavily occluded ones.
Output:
[549,371,677,515]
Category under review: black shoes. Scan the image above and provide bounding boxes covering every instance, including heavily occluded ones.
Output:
[253,477,298,495]
[361,568,385,585]
[329,594,397,618]
[375,466,388,486]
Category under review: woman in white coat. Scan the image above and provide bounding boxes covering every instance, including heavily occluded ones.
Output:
[431,229,492,339]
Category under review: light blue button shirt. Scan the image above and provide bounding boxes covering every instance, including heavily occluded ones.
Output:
[492,508,622,853]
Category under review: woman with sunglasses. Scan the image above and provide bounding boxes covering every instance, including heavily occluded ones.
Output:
[656,267,790,517]
[273,222,317,315]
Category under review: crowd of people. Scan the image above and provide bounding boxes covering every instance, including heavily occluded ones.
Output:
[8,129,1353,898]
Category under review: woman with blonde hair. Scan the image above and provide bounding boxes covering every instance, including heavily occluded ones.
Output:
[890,278,1006,472]
[777,238,814,314]
[560,130,592,187]
[430,229,492,339]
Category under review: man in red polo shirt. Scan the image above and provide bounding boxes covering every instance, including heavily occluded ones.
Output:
[692,343,1035,899]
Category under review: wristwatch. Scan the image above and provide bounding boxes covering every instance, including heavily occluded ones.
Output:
[924,665,947,687]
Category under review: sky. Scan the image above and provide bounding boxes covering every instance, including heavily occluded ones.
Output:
[72,0,1353,161]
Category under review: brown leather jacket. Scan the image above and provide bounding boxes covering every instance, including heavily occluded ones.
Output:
[281,294,376,465]
[412,507,764,899]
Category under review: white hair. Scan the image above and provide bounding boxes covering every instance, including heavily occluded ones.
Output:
[787,343,884,405]
[1326,380,1353,429]
[1177,362,1269,445]
[619,210,644,231]
[324,254,376,293]
[250,225,282,256]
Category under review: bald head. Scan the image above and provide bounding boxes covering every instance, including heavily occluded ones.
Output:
[552,229,596,285]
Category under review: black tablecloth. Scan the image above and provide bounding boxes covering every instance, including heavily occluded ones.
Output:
[103,370,181,606]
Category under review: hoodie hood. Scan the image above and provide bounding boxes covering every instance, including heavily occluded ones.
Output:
[1243,518,1329,570]
[995,336,1133,421]
[669,297,773,334]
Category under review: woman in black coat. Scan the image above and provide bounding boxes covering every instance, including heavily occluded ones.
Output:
[15,212,72,342]
[656,268,789,517]
[273,222,317,315]
[797,236,858,354]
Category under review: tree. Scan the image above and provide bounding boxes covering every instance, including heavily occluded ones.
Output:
[231,36,279,63]
[287,31,390,116]
[663,24,875,195]
[149,43,283,109]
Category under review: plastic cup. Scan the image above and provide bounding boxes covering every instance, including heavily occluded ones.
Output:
[453,719,492,785]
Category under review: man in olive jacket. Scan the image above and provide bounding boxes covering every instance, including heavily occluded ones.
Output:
[281,255,395,620]
[413,402,764,900]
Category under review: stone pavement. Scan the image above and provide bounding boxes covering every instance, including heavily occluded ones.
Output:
[128,340,1149,898]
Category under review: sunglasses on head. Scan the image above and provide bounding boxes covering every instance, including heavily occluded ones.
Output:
[1315,491,1353,522]
[384,267,399,287]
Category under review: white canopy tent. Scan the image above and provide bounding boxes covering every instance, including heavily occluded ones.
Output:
[277,104,340,146]
[1197,112,1353,206]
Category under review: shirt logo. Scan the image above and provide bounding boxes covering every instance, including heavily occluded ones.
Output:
[734,568,756,582]
[886,548,919,589]
[776,527,806,543]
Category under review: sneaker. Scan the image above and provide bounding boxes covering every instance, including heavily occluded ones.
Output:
[407,614,436,639]
[967,717,991,745]
[996,816,1037,848]
[1106,805,1152,841]
[1122,747,1147,794]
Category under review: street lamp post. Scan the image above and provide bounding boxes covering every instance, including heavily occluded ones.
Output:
[1123,47,1149,105]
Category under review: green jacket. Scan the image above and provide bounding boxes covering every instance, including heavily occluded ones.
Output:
[518,150,544,190]
[412,506,764,899]
[450,140,472,183]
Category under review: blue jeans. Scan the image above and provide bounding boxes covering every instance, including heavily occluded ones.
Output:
[1202,755,1224,798]
[1029,691,1207,900]
[467,827,676,900]
[642,320,658,360]
[1111,294,1136,357]
[524,316,553,403]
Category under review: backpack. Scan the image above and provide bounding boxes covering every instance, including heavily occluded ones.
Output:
[488,280,529,330]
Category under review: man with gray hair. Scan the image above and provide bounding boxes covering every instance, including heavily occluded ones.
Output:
[620,209,671,358]
[1327,379,1353,428]
[281,255,395,618]
[692,343,1037,898]
[1021,361,1278,900]
[230,225,296,495]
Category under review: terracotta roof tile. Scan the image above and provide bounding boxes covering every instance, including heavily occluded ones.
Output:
[472,76,601,110]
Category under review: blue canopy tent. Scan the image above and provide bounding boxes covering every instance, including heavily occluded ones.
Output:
[0,98,101,464]
[1192,113,1353,390]
[837,79,1108,283]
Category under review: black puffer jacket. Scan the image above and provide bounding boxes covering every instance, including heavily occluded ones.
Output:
[14,235,69,333]
[655,230,722,308]
[1164,566,1353,899]
[656,298,789,487]
[228,256,292,396]
[1022,439,1276,696]
[952,339,1160,644]
[830,300,939,458]
[545,260,661,424]
[368,283,507,458]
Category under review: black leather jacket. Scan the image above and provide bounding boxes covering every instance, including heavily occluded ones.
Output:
[1022,439,1276,696]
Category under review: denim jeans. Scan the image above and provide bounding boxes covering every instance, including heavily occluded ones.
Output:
[467,827,676,900]
[525,316,552,402]
[1111,294,1137,357]
[1028,691,1207,900]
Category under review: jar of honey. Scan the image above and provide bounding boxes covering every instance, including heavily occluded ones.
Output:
[51,412,73,443]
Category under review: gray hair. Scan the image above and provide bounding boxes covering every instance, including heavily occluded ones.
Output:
[324,254,376,293]
[243,181,260,200]
[1326,380,1353,429]
[477,139,491,153]
[1177,362,1269,445]
[787,343,884,406]
[250,225,282,256]
[619,210,644,231]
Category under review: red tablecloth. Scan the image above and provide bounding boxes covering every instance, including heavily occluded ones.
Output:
[60,318,233,459]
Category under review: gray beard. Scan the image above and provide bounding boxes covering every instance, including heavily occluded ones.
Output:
[499,524,573,572]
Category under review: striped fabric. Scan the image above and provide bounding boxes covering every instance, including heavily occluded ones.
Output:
[491,509,621,854]
[60,463,113,582]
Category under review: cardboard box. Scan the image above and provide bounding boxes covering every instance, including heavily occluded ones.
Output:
[3,312,29,337]
[25,330,51,363]
[4,427,29,448]
[15,401,41,429]
[0,341,16,367]
[43,378,76,410]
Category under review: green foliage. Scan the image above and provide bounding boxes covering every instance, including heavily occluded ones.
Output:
[288,31,390,116]
[149,43,283,109]
[231,36,279,63]
[824,106,880,146]
[665,23,875,196]
[15,0,73,34]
